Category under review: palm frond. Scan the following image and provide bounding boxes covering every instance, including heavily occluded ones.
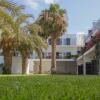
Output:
[16,14,33,26]
[0,0,24,16]
[0,9,18,33]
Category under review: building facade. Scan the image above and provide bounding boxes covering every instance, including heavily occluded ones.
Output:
[33,33,85,60]
[77,19,100,75]
[31,33,85,74]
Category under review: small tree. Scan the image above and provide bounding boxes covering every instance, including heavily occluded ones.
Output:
[27,23,47,74]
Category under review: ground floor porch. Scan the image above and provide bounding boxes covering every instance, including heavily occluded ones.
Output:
[77,45,100,75]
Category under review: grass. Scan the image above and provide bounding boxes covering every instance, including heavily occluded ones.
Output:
[0,75,100,100]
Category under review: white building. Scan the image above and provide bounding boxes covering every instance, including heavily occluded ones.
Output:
[33,33,85,59]
[93,19,100,32]
[77,19,100,75]
[77,32,85,47]
[31,33,86,74]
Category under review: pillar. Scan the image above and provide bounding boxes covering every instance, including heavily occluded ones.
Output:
[83,55,86,75]
[98,58,100,75]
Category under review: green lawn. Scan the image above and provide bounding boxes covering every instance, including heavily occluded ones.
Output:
[0,75,100,100]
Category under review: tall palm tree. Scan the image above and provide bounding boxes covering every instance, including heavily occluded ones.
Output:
[0,0,29,74]
[37,4,68,73]
[0,10,19,74]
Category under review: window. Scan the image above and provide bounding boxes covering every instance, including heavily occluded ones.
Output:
[65,38,70,45]
[67,52,71,56]
[57,38,62,45]
[56,52,60,59]
[48,38,51,45]
[63,52,71,59]
[67,52,71,59]
[77,51,81,54]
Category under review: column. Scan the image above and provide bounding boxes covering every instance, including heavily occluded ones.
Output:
[83,55,86,75]
[98,58,100,75]
[76,65,78,75]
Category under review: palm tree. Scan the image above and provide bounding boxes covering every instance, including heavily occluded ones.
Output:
[0,9,20,74]
[36,48,43,74]
[17,28,47,74]
[27,23,47,74]
[17,34,32,74]
[0,0,29,74]
[0,0,24,16]
[37,4,68,73]
[33,38,47,74]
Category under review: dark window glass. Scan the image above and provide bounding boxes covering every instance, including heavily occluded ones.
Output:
[48,38,51,45]
[67,52,71,56]
[57,38,62,45]
[77,51,81,54]
[65,38,70,45]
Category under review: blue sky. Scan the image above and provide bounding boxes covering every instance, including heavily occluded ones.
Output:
[13,0,100,34]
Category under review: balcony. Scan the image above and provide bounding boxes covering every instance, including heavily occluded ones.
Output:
[81,30,100,54]
[43,53,79,59]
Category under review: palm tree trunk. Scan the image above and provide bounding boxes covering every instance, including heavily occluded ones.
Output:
[39,56,42,74]
[22,54,28,74]
[38,49,42,74]
[3,49,12,74]
[51,36,56,74]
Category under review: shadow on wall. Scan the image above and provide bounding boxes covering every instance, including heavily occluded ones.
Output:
[33,61,51,74]
[33,60,77,74]
[56,61,77,74]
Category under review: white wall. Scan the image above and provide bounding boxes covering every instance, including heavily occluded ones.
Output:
[0,56,4,73]
[93,19,100,32]
[0,56,4,64]
[0,56,33,74]
[28,59,34,73]
[61,33,77,45]
[12,56,34,74]
[77,33,85,47]
[12,56,22,74]
[0,55,77,74]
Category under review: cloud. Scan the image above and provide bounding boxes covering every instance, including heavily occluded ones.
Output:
[42,0,60,4]
[25,0,38,9]
[43,0,55,4]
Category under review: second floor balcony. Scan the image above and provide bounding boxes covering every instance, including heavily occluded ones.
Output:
[81,30,100,54]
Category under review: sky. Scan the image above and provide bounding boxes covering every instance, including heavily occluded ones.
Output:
[13,0,100,34]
